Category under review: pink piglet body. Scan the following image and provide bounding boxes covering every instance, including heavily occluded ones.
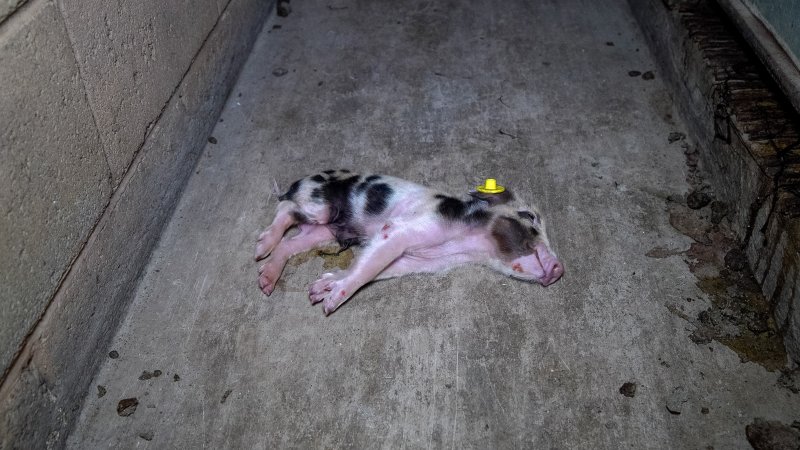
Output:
[255,170,563,315]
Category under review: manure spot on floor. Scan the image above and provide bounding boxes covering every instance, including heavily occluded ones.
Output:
[138,431,154,441]
[117,398,138,417]
[666,386,687,415]
[221,389,233,404]
[619,382,636,397]
[687,190,712,209]
[777,368,800,393]
[668,131,686,143]
[139,370,162,380]
[745,418,800,449]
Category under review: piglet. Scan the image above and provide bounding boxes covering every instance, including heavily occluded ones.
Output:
[255,170,564,315]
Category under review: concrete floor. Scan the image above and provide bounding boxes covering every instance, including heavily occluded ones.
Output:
[68,0,799,448]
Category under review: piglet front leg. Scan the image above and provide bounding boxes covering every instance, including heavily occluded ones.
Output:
[308,221,438,315]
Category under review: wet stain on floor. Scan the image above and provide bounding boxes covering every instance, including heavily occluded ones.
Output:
[287,245,354,271]
[277,246,356,293]
[650,138,787,371]
[657,199,786,371]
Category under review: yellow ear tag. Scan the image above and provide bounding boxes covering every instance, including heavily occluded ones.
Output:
[476,178,505,194]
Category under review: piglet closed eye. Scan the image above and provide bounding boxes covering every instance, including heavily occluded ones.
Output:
[255,171,563,314]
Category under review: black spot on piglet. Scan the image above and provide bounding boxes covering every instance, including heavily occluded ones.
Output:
[436,195,492,226]
[436,195,466,219]
[464,209,490,226]
[321,175,361,225]
[365,183,393,215]
[279,179,302,202]
[492,216,536,258]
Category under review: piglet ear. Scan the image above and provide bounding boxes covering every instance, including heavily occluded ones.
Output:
[469,190,515,206]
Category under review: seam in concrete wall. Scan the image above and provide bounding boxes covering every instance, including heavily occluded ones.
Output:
[125,0,237,179]
[55,0,114,185]
[0,0,29,35]
[55,0,231,190]
[0,0,28,26]
[57,0,230,188]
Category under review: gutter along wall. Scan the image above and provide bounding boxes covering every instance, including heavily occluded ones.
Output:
[629,0,800,366]
[747,0,800,65]
[716,0,800,116]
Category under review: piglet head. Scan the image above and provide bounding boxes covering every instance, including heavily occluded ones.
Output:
[489,208,564,286]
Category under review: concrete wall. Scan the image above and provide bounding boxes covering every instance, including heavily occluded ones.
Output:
[0,0,270,447]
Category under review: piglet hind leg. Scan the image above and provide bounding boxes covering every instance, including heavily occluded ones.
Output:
[255,201,301,260]
[258,224,335,295]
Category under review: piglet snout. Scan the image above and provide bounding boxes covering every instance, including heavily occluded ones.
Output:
[536,244,564,286]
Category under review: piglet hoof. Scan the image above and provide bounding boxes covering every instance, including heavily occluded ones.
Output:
[258,273,276,296]
[323,295,347,316]
[308,272,348,308]
[257,258,283,296]
[308,273,335,305]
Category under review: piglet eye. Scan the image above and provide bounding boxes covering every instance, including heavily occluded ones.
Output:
[517,210,540,225]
